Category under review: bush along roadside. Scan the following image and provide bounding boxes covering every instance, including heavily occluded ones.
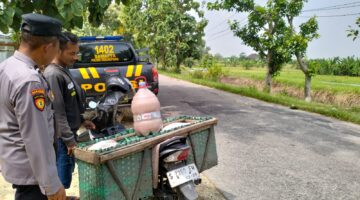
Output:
[159,70,360,125]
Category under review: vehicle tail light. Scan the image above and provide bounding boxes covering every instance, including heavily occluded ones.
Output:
[164,149,190,162]
[152,66,159,82]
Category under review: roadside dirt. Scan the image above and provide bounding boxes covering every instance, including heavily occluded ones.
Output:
[220,76,360,108]
[0,166,225,200]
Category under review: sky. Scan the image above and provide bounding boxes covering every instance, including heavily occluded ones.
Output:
[201,0,360,59]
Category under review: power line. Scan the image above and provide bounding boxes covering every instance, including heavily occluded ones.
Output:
[300,12,360,18]
[207,28,230,38]
[207,31,233,42]
[207,19,249,42]
[205,2,360,43]
[206,2,359,36]
[206,13,247,32]
[236,17,248,26]
[207,18,248,40]
[302,1,360,12]
[303,4,360,13]
[207,11,359,42]
[207,17,247,38]
[207,1,360,38]
[206,13,237,32]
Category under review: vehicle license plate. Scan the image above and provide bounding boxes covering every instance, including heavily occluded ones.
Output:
[166,163,200,188]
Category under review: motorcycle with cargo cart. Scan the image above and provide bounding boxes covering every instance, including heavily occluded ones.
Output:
[73,61,218,200]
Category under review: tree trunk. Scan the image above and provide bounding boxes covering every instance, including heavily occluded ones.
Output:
[287,16,313,102]
[304,74,311,102]
[265,67,272,93]
[155,57,159,68]
[265,52,273,93]
[295,53,312,102]
[161,50,166,69]
[175,58,181,73]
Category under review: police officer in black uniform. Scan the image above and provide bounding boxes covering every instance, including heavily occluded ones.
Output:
[0,13,66,200]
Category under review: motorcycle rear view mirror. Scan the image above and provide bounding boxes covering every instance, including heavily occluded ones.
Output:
[88,101,98,109]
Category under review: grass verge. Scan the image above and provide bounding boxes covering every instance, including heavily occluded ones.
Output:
[160,70,360,125]
[223,67,360,94]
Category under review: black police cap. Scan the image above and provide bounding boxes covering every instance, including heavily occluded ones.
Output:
[21,13,62,37]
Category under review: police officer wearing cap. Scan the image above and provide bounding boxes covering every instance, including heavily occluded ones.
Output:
[0,13,66,200]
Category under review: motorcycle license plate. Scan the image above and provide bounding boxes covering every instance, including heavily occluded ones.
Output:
[166,163,200,188]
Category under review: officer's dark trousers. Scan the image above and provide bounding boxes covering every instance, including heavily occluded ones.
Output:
[13,184,47,200]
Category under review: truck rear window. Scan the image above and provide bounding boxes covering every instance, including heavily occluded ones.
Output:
[77,42,134,63]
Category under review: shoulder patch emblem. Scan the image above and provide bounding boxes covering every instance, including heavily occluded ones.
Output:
[32,88,46,111]
[31,89,45,96]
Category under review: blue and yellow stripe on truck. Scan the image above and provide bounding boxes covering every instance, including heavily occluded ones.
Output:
[134,64,143,76]
[126,65,134,77]
[88,67,100,78]
[125,64,143,78]
[77,65,144,93]
[79,68,90,79]
[79,67,100,80]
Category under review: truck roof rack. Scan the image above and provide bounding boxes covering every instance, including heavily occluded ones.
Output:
[79,36,124,41]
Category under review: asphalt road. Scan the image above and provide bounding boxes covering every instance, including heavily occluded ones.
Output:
[158,75,360,200]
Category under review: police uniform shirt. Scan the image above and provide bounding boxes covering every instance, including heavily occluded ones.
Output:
[0,51,62,195]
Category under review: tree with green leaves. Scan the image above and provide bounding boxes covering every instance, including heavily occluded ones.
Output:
[208,0,293,92]
[0,0,130,33]
[122,0,207,72]
[170,1,207,72]
[347,17,360,41]
[73,3,124,36]
[122,0,171,68]
[284,1,319,102]
[208,0,318,100]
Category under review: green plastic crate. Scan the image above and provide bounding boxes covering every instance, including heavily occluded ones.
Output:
[74,116,218,200]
